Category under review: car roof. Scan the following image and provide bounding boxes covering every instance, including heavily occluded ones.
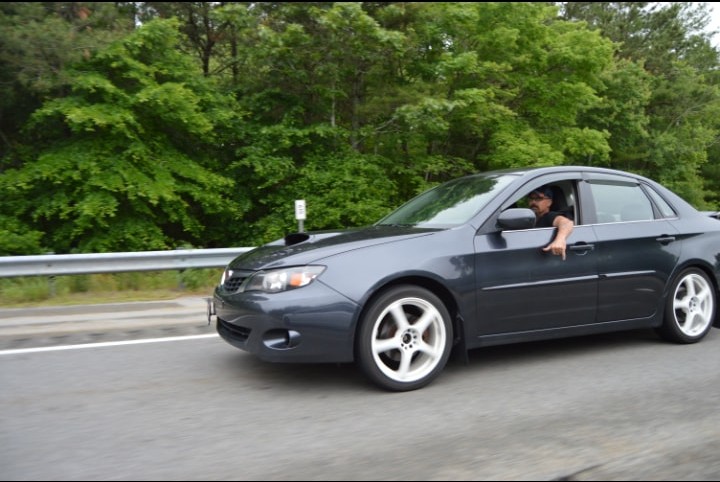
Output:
[470,165,668,190]
[481,165,646,180]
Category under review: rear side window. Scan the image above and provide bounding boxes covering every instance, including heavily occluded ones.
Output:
[590,183,654,223]
[645,186,677,218]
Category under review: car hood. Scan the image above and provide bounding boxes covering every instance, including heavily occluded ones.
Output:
[227,225,440,271]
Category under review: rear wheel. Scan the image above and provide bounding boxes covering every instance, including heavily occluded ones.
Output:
[656,268,716,343]
[356,285,453,392]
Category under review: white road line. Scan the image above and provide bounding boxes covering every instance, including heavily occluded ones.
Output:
[0,333,220,356]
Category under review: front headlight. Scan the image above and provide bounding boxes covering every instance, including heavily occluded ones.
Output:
[245,266,326,293]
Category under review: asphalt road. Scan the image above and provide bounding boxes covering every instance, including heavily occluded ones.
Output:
[1,298,719,480]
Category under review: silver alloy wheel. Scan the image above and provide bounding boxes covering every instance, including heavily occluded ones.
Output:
[370,296,448,384]
[672,272,714,337]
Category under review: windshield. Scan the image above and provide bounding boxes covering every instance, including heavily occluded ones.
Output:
[376,173,518,227]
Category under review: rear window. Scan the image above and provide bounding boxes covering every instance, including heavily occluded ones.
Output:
[645,186,677,218]
[589,183,654,223]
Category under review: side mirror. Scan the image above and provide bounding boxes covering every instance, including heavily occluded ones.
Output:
[497,208,536,231]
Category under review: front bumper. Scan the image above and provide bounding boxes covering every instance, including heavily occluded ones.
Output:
[213,281,360,363]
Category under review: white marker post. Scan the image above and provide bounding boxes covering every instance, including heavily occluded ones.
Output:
[295,199,306,233]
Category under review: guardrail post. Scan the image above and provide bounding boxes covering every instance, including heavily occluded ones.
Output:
[175,247,186,291]
[46,252,56,297]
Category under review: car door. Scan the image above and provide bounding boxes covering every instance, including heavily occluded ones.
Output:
[473,177,599,337]
[584,176,681,322]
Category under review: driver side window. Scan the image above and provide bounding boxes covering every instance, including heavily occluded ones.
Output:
[506,181,577,228]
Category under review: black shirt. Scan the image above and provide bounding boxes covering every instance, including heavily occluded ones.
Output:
[536,211,564,228]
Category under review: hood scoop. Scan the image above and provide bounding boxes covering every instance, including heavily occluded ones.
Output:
[284,232,311,246]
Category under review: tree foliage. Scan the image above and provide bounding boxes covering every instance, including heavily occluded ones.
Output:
[1,2,719,255]
[0,2,135,159]
[560,1,720,205]
[1,17,243,253]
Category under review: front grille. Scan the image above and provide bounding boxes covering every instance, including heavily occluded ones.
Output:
[223,276,246,292]
[222,269,254,293]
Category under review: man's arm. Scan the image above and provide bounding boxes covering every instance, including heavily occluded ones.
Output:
[542,215,574,260]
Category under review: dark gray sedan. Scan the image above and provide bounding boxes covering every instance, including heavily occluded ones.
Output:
[212,166,720,391]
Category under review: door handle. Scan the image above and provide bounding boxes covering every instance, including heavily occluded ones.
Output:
[569,243,595,253]
[656,236,676,245]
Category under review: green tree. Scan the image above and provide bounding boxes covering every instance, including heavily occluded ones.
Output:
[4,2,718,255]
[0,2,135,162]
[0,18,243,254]
[208,2,406,243]
[139,2,238,77]
[362,3,615,185]
[217,2,618,242]
[560,1,720,207]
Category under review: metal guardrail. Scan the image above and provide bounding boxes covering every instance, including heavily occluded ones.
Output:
[0,247,254,278]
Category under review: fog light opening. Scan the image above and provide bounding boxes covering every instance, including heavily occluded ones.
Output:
[263,329,301,350]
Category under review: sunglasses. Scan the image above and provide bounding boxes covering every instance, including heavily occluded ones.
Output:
[528,195,550,201]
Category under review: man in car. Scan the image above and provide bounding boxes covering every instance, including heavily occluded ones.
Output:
[528,186,574,260]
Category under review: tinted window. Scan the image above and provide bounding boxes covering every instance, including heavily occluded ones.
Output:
[590,183,654,223]
[645,186,677,218]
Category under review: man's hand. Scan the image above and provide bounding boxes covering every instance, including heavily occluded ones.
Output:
[543,240,567,260]
[544,215,574,260]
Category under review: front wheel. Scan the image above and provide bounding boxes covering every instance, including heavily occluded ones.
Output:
[656,268,716,344]
[356,285,453,392]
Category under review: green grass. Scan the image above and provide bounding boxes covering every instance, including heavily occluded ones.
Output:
[0,269,221,308]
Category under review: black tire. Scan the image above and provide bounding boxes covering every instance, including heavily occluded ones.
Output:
[656,268,716,344]
[356,285,453,392]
